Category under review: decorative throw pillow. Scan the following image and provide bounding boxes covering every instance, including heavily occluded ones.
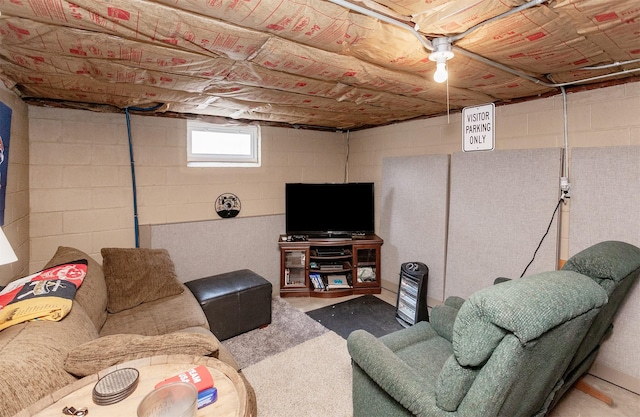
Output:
[101,248,184,313]
[64,332,219,377]
[45,246,110,331]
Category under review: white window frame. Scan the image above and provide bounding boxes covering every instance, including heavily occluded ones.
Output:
[187,121,261,167]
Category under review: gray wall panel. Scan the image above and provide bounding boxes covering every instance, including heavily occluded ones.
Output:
[569,146,640,392]
[142,214,284,292]
[379,154,450,304]
[445,148,563,300]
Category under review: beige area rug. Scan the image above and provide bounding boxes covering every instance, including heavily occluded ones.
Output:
[242,331,353,417]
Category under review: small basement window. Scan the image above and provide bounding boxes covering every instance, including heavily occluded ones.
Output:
[187,121,261,167]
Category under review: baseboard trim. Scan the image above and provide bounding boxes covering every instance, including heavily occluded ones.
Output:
[381,278,396,294]
[589,362,640,395]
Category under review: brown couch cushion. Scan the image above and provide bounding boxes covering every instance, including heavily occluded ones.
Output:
[99,286,209,336]
[101,248,184,313]
[44,246,109,331]
[0,303,99,417]
[64,332,219,377]
[177,326,240,371]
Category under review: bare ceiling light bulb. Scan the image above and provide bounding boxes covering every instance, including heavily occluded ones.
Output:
[428,37,454,84]
[434,61,448,83]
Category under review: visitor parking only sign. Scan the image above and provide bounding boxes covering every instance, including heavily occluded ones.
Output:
[462,103,495,152]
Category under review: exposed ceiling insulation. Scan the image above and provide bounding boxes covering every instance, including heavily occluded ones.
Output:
[0,0,638,130]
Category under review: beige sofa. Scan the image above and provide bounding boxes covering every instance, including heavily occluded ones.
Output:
[0,246,244,417]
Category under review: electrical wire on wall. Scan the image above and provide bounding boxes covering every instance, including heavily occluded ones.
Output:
[125,104,163,248]
[519,197,564,278]
[344,130,350,183]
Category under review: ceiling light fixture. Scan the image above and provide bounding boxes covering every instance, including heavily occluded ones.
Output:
[429,38,454,83]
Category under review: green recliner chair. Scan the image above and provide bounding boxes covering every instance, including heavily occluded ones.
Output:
[551,240,640,408]
[348,241,640,417]
[440,241,640,410]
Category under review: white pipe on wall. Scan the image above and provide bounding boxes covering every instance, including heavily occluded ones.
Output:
[561,87,569,181]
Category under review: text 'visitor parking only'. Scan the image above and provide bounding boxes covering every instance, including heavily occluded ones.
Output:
[462,103,495,152]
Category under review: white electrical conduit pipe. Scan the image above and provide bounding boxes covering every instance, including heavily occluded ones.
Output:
[329,0,433,51]
[360,0,408,22]
[447,0,549,43]
[454,46,640,88]
[579,58,640,70]
[561,87,569,180]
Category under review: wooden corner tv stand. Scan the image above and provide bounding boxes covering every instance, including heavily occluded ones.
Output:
[278,234,383,298]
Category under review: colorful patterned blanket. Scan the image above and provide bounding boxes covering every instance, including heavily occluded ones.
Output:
[0,260,87,331]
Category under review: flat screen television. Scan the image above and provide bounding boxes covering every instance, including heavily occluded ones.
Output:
[285,182,375,237]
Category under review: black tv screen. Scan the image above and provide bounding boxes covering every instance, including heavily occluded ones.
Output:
[285,183,375,237]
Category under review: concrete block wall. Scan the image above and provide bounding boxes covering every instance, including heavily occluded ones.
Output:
[348,81,640,265]
[22,81,640,275]
[27,108,346,272]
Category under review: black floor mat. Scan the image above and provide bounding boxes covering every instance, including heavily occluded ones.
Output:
[306,295,405,339]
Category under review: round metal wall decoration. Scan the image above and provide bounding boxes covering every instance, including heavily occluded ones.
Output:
[215,193,241,218]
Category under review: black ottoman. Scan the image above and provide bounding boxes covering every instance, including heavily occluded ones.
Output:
[185,269,272,341]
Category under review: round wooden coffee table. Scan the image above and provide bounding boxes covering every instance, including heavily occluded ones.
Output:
[28,355,255,417]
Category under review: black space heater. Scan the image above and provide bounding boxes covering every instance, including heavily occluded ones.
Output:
[396,262,429,328]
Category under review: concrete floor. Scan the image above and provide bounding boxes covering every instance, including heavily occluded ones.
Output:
[284,290,640,417]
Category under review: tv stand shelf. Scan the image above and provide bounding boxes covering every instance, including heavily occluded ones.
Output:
[279,234,383,298]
